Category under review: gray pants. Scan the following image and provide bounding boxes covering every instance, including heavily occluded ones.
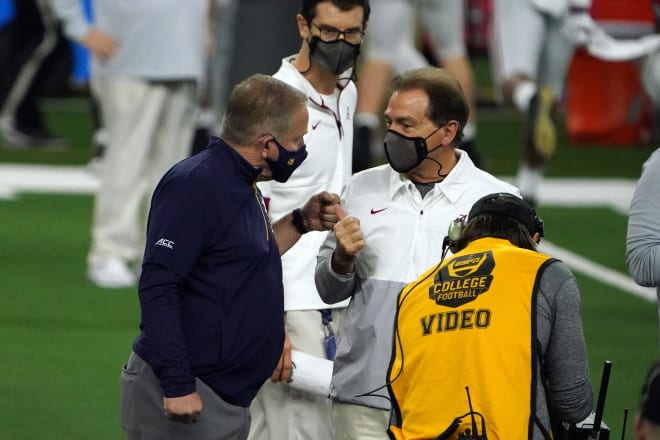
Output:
[121,351,250,440]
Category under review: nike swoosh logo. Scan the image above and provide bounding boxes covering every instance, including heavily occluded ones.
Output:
[370,208,388,215]
[312,120,321,130]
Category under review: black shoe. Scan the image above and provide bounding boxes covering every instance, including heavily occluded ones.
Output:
[352,124,373,173]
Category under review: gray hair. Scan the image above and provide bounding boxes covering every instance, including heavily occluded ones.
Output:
[390,67,469,145]
[221,74,307,145]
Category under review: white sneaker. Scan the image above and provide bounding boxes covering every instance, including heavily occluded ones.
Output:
[87,258,137,288]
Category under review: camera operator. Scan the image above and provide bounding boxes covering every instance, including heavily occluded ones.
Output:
[387,193,593,439]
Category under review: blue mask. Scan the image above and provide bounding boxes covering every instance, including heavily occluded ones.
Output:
[266,138,308,182]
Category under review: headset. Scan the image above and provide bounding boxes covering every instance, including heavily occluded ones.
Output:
[444,193,544,254]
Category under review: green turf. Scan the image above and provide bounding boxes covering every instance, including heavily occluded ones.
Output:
[537,206,631,273]
[0,194,138,440]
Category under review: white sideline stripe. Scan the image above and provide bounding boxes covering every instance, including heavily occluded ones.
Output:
[0,164,98,198]
[0,164,652,302]
[539,241,656,303]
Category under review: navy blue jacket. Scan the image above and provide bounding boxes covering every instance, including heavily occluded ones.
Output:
[133,137,285,407]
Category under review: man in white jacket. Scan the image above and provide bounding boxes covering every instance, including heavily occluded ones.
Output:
[251,1,370,439]
[315,66,520,439]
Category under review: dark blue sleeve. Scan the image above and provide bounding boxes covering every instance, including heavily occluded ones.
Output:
[137,172,217,397]
[142,173,210,277]
[138,263,196,397]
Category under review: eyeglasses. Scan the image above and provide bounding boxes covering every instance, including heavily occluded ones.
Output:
[310,22,365,44]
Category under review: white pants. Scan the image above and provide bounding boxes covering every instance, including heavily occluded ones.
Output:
[491,0,575,96]
[88,76,196,265]
[365,0,466,72]
[333,401,390,440]
[248,308,345,440]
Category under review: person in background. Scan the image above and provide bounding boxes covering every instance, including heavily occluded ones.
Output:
[626,148,660,341]
[121,73,342,440]
[0,0,71,149]
[315,66,519,439]
[251,1,370,439]
[387,192,593,439]
[490,0,592,206]
[52,0,210,288]
[352,0,482,172]
[636,360,660,440]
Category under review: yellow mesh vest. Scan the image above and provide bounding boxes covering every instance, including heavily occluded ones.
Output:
[388,237,554,440]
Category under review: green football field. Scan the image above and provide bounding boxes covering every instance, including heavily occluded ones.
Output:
[1,96,659,439]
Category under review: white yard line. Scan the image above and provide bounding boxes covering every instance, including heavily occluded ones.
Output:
[0,164,653,302]
[0,163,98,199]
[539,241,656,303]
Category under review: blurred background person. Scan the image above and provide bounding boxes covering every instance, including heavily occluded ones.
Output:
[490,0,591,206]
[0,0,71,149]
[352,0,482,173]
[52,0,210,288]
[252,2,370,439]
[51,0,116,173]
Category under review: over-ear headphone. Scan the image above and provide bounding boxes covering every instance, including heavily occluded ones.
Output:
[444,193,544,253]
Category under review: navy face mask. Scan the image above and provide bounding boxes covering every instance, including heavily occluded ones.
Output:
[266,138,308,183]
[383,126,442,173]
[308,36,360,74]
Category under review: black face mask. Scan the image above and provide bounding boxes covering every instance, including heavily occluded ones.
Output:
[265,139,308,183]
[308,36,360,74]
[383,127,442,173]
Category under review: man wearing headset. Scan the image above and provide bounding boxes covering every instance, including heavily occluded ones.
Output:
[387,193,593,439]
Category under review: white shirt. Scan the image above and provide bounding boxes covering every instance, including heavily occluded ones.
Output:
[315,152,520,409]
[258,56,356,311]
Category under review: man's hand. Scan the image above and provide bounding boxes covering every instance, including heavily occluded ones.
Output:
[301,191,341,232]
[331,205,365,274]
[81,28,118,60]
[163,392,203,424]
[270,333,293,382]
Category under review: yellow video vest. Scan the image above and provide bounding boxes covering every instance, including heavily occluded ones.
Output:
[387,237,555,440]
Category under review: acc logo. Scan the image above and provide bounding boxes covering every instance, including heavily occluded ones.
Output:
[428,250,495,308]
[155,238,175,250]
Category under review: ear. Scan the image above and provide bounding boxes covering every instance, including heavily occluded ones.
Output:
[256,135,273,156]
[296,14,309,39]
[443,120,459,146]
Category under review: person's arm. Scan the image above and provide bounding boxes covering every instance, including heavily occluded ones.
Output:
[538,262,593,422]
[272,191,340,255]
[139,263,202,423]
[626,149,660,288]
[50,0,118,60]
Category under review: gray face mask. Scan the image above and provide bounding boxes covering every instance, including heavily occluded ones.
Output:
[383,127,443,173]
[309,36,360,74]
